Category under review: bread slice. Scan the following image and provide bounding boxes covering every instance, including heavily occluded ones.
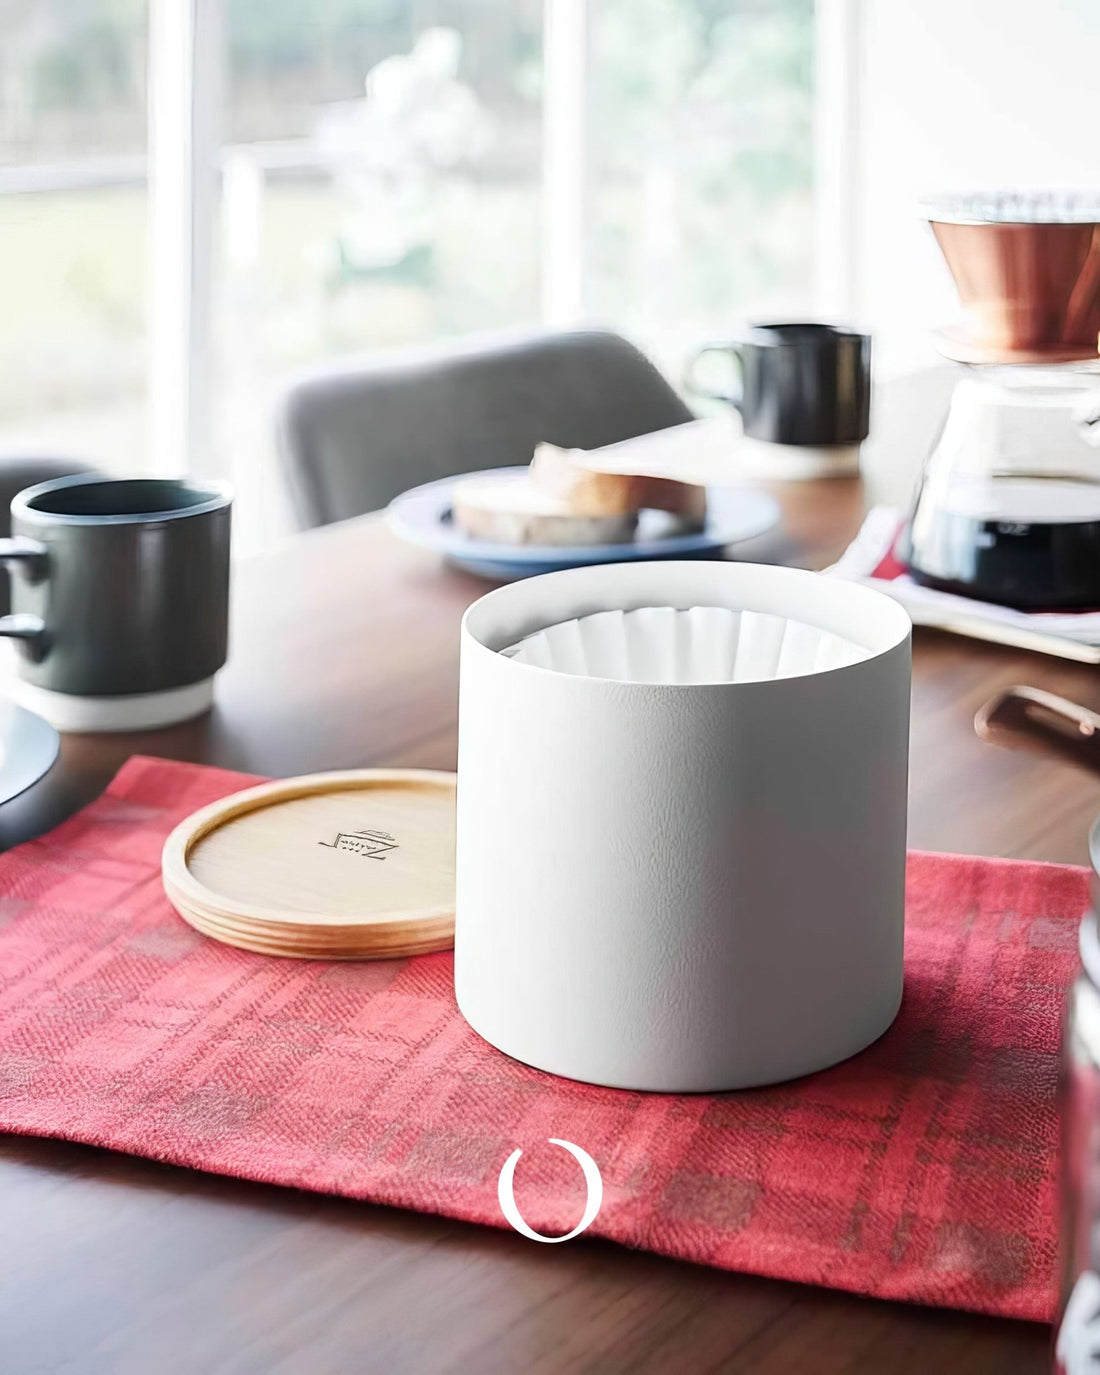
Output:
[452,472,638,546]
[529,443,706,532]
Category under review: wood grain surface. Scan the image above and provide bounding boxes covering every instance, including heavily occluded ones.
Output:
[0,471,1086,1373]
[162,769,457,958]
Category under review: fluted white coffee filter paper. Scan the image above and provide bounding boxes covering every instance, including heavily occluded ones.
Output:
[499,605,868,684]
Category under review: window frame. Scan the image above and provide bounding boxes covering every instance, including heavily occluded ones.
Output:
[149,0,835,473]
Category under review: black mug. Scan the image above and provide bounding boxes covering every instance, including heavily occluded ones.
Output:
[685,322,871,447]
[0,475,232,730]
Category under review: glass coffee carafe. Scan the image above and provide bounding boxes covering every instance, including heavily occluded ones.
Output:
[906,366,1100,610]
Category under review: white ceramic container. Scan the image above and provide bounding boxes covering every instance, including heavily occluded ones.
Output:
[455,560,912,1092]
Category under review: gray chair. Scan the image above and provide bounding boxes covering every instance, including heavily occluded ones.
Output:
[275,328,695,529]
[0,457,100,614]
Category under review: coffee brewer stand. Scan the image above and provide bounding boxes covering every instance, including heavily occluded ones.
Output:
[905,193,1100,611]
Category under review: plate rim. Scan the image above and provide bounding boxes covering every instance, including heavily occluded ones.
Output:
[386,467,779,566]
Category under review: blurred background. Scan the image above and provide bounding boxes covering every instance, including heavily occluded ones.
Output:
[0,0,1097,544]
[0,0,813,506]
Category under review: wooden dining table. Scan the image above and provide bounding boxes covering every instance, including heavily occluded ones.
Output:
[2,470,1095,1374]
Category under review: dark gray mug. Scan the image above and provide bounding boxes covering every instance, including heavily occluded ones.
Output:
[685,322,871,447]
[0,475,231,727]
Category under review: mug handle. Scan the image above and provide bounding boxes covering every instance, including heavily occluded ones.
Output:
[0,537,48,662]
[683,342,744,409]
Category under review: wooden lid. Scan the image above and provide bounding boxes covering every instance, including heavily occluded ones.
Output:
[161,769,456,959]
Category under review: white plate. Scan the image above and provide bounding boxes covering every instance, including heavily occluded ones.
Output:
[385,468,780,580]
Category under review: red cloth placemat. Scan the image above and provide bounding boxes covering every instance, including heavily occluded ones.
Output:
[0,757,1085,1322]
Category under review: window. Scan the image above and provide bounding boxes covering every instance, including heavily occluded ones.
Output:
[589,0,814,373]
[0,0,816,511]
[0,0,149,468]
[220,0,543,365]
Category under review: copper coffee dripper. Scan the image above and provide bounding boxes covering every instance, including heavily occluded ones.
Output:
[923,193,1100,364]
